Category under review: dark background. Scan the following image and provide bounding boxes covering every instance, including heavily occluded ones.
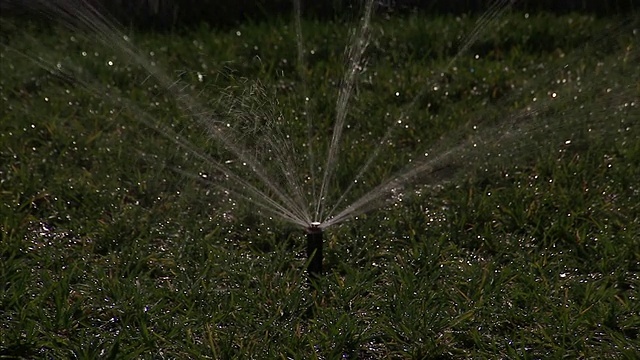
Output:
[2,0,638,30]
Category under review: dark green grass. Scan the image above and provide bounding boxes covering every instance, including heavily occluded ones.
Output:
[1,10,639,359]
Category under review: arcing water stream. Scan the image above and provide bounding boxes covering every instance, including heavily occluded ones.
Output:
[1,0,638,278]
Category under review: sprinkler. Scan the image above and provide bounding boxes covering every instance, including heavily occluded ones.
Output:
[305,221,323,281]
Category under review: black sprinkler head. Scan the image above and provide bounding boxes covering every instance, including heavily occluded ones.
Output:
[306,222,323,281]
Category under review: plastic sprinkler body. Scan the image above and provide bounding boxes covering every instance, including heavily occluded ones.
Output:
[306,222,323,281]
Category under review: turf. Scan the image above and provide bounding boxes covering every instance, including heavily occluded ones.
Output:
[1,7,639,359]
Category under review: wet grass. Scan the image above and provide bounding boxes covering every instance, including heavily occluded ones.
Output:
[2,9,640,359]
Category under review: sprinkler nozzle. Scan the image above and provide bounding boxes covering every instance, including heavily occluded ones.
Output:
[305,222,323,281]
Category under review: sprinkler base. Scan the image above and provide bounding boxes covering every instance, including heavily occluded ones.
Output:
[305,223,323,281]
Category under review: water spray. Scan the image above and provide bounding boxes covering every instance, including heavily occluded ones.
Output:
[305,221,323,281]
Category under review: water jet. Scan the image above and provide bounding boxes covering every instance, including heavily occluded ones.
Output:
[1,0,637,283]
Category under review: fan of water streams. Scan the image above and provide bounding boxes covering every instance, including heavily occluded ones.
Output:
[2,0,638,236]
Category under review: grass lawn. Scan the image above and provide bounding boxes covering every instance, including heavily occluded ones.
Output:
[1,4,639,359]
